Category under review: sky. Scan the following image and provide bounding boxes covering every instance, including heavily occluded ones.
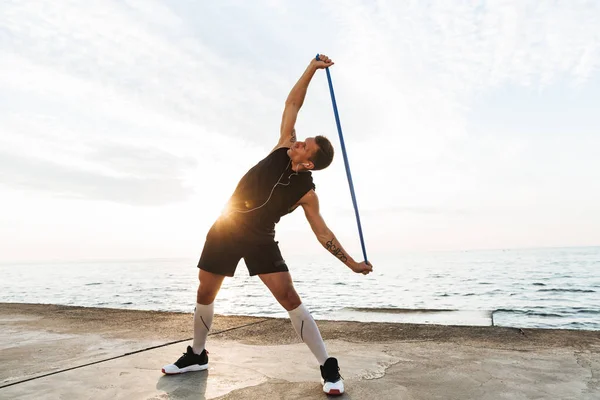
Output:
[1,0,599,263]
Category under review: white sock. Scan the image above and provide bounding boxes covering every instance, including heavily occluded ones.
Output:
[288,303,329,365]
[192,302,214,355]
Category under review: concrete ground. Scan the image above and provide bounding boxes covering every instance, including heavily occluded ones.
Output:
[0,303,599,399]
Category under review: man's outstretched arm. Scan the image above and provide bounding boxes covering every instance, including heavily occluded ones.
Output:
[277,55,334,147]
[298,190,373,275]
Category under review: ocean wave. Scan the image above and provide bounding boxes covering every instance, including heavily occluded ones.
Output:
[537,288,595,293]
[493,309,564,318]
[566,321,595,328]
[532,283,546,286]
[575,309,600,314]
[346,307,456,314]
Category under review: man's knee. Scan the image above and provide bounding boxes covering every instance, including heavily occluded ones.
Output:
[196,269,224,304]
[197,285,216,305]
[279,288,301,311]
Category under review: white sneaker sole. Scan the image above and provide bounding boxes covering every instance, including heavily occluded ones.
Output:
[162,363,208,375]
[323,380,344,395]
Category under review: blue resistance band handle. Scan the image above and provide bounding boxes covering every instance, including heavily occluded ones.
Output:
[316,54,369,264]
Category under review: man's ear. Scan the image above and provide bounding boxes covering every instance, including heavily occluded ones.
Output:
[304,161,314,170]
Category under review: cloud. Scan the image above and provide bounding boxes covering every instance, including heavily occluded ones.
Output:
[323,0,600,125]
[88,144,197,179]
[0,0,288,143]
[0,1,277,203]
[0,0,599,258]
[332,203,478,219]
[374,206,476,216]
[314,0,600,213]
[0,150,193,205]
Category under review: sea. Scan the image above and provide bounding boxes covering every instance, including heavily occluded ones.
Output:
[1,247,598,331]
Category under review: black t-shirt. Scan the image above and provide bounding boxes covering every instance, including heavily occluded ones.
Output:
[220,147,315,242]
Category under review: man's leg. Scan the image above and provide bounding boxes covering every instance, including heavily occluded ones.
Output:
[260,272,343,395]
[163,218,242,375]
[162,269,227,375]
[162,269,225,375]
[259,271,328,365]
[192,269,225,354]
[247,244,343,394]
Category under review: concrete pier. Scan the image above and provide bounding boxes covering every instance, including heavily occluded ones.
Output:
[1,303,598,399]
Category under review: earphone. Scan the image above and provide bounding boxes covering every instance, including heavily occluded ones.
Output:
[227,160,299,215]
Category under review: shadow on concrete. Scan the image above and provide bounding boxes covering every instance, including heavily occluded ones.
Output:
[156,371,209,399]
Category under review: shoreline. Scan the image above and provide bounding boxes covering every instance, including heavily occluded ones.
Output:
[2,300,599,332]
[2,302,598,347]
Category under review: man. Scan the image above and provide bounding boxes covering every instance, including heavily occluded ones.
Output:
[162,54,373,396]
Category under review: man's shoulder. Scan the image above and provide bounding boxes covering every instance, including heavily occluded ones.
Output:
[269,144,291,155]
[297,188,317,204]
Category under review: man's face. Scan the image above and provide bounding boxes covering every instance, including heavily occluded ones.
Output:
[289,137,318,168]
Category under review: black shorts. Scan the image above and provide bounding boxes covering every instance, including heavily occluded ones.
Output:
[197,221,289,277]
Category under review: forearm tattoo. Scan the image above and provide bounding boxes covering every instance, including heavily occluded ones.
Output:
[290,129,297,143]
[325,237,348,263]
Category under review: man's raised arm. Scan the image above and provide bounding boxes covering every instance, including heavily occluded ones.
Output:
[298,190,373,275]
[278,55,334,147]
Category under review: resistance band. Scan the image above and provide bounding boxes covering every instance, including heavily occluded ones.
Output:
[316,54,369,264]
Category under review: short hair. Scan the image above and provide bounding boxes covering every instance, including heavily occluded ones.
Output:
[310,135,334,171]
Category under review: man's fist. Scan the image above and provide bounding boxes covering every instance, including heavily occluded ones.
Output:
[312,54,334,69]
[351,261,373,275]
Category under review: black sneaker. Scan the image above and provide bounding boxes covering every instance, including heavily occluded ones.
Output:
[320,357,344,395]
[162,346,209,374]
